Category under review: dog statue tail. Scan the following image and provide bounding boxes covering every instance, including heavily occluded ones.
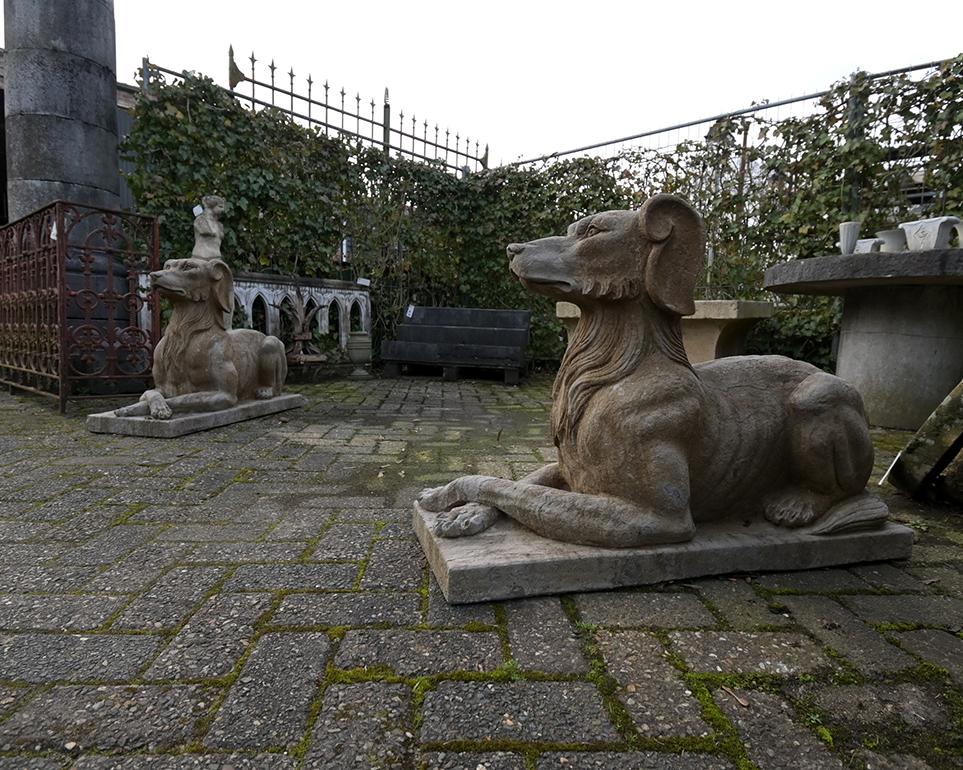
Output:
[805,493,889,535]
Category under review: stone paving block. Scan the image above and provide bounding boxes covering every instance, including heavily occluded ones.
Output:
[782,596,913,673]
[0,477,77,503]
[272,591,421,627]
[716,688,844,770]
[0,595,127,631]
[421,752,526,770]
[302,682,413,769]
[0,520,51,541]
[505,596,588,673]
[127,505,230,524]
[575,590,716,629]
[754,569,870,593]
[112,566,225,631]
[84,544,191,593]
[185,542,304,563]
[0,543,66,563]
[204,632,329,749]
[309,523,377,559]
[335,629,502,675]
[102,480,203,506]
[178,470,238,499]
[266,510,333,541]
[536,753,736,769]
[844,595,963,627]
[696,578,792,629]
[849,563,924,592]
[596,630,709,737]
[362,538,426,591]
[909,544,961,564]
[896,628,963,681]
[848,750,935,770]
[71,755,297,769]
[0,758,66,770]
[669,631,832,675]
[0,564,101,593]
[43,509,122,543]
[427,576,495,627]
[27,486,114,520]
[908,566,963,595]
[0,684,214,752]
[157,524,271,542]
[145,593,272,680]
[420,681,618,744]
[0,633,162,682]
[809,683,950,729]
[58,526,163,566]
[302,495,388,509]
[225,564,358,591]
[0,685,28,716]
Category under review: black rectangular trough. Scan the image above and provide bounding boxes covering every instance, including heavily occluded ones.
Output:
[381,306,531,384]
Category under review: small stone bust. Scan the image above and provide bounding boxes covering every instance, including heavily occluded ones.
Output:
[192,195,226,260]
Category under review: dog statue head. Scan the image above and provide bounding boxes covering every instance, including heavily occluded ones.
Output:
[150,257,234,330]
[507,194,705,316]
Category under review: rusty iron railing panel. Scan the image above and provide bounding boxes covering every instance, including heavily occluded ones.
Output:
[0,205,61,401]
[0,201,160,411]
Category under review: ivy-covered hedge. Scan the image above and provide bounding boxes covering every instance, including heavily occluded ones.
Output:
[123,56,963,368]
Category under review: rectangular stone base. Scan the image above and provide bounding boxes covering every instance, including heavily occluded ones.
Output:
[413,501,914,604]
[85,394,307,438]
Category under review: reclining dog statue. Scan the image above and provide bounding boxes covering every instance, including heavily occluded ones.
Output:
[114,200,287,420]
[419,194,889,547]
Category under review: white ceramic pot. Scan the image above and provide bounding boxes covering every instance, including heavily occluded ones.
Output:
[875,229,907,252]
[838,221,860,255]
[854,238,883,253]
[899,216,961,251]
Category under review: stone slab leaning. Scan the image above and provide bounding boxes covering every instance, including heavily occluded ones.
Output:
[415,194,913,602]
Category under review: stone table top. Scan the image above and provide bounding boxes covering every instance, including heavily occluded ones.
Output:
[764,248,963,295]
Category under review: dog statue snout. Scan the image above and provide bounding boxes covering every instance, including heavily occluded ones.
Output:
[506,243,525,258]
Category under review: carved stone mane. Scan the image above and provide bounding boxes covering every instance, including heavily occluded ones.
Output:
[161,299,221,390]
[550,298,691,446]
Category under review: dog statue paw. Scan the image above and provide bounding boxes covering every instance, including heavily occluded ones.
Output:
[432,502,502,537]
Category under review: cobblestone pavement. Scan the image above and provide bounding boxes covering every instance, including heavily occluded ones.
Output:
[0,375,961,769]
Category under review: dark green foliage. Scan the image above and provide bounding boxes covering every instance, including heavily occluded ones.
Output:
[122,56,963,366]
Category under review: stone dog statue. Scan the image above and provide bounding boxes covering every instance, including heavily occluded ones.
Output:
[114,257,287,419]
[419,194,889,547]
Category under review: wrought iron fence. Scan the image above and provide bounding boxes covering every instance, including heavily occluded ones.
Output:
[0,202,160,411]
[512,59,947,165]
[141,50,488,175]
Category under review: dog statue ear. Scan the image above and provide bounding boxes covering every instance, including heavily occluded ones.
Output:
[208,260,235,330]
[638,194,705,316]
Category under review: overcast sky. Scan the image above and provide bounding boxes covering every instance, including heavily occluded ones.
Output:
[6,1,962,165]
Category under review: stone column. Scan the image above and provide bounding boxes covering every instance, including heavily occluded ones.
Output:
[4,0,120,220]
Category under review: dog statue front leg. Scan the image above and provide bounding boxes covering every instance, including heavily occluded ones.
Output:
[420,449,695,547]
[428,463,565,538]
[113,388,170,418]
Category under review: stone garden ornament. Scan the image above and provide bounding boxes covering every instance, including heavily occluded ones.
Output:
[419,194,892,548]
[192,194,226,260]
[87,196,304,437]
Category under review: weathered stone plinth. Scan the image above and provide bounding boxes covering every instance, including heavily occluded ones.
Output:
[86,394,306,438]
[414,501,913,604]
